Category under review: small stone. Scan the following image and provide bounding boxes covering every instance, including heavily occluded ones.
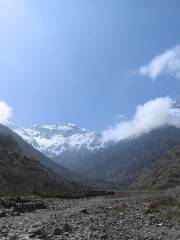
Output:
[19,235,30,240]
[53,228,63,235]
[8,233,19,240]
[63,223,72,232]
[64,232,69,237]
[13,212,21,216]
[0,210,6,218]
[80,208,89,214]
[28,227,47,239]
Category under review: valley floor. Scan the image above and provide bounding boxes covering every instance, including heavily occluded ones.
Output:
[0,192,180,240]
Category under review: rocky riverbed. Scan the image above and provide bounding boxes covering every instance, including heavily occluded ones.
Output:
[0,192,180,240]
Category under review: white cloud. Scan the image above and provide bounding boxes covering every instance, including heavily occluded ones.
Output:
[0,101,13,124]
[139,45,180,79]
[102,97,180,143]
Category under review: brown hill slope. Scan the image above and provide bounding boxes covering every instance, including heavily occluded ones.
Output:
[0,129,78,196]
[133,144,180,190]
[73,126,180,188]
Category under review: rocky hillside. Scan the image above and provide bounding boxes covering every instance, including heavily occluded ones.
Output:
[11,122,180,191]
[70,126,180,189]
[0,124,82,196]
[133,144,180,190]
[1,124,85,182]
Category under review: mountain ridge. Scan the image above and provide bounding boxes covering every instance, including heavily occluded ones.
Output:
[12,123,103,159]
[0,124,81,196]
[61,126,180,189]
[10,121,180,190]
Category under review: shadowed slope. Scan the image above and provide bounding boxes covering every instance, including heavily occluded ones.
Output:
[0,125,83,196]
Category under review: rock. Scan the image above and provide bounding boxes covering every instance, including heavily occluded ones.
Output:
[0,197,46,214]
[15,201,46,213]
[63,223,72,232]
[53,227,63,235]
[0,210,6,218]
[80,208,89,214]
[100,234,108,239]
[64,232,69,237]
[19,235,31,240]
[28,227,47,239]
[13,212,21,217]
[32,221,43,228]
[8,233,19,240]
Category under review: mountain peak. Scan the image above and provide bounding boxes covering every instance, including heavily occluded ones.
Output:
[13,123,103,158]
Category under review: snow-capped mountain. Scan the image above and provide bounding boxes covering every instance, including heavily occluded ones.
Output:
[13,123,104,159]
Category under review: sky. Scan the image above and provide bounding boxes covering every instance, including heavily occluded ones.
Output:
[0,0,180,132]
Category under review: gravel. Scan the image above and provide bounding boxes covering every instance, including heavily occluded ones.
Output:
[0,194,179,240]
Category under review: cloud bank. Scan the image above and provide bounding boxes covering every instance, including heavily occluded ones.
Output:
[0,101,13,124]
[102,97,180,143]
[139,45,180,79]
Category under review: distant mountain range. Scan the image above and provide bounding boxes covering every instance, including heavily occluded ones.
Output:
[75,126,180,189]
[11,122,180,190]
[12,96,180,167]
[9,98,180,191]
[13,123,103,157]
[12,123,104,170]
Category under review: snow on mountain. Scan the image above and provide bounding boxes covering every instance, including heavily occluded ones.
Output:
[13,123,104,158]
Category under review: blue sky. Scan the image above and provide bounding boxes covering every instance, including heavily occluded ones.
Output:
[0,0,180,131]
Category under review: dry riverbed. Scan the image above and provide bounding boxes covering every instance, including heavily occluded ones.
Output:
[0,192,180,240]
